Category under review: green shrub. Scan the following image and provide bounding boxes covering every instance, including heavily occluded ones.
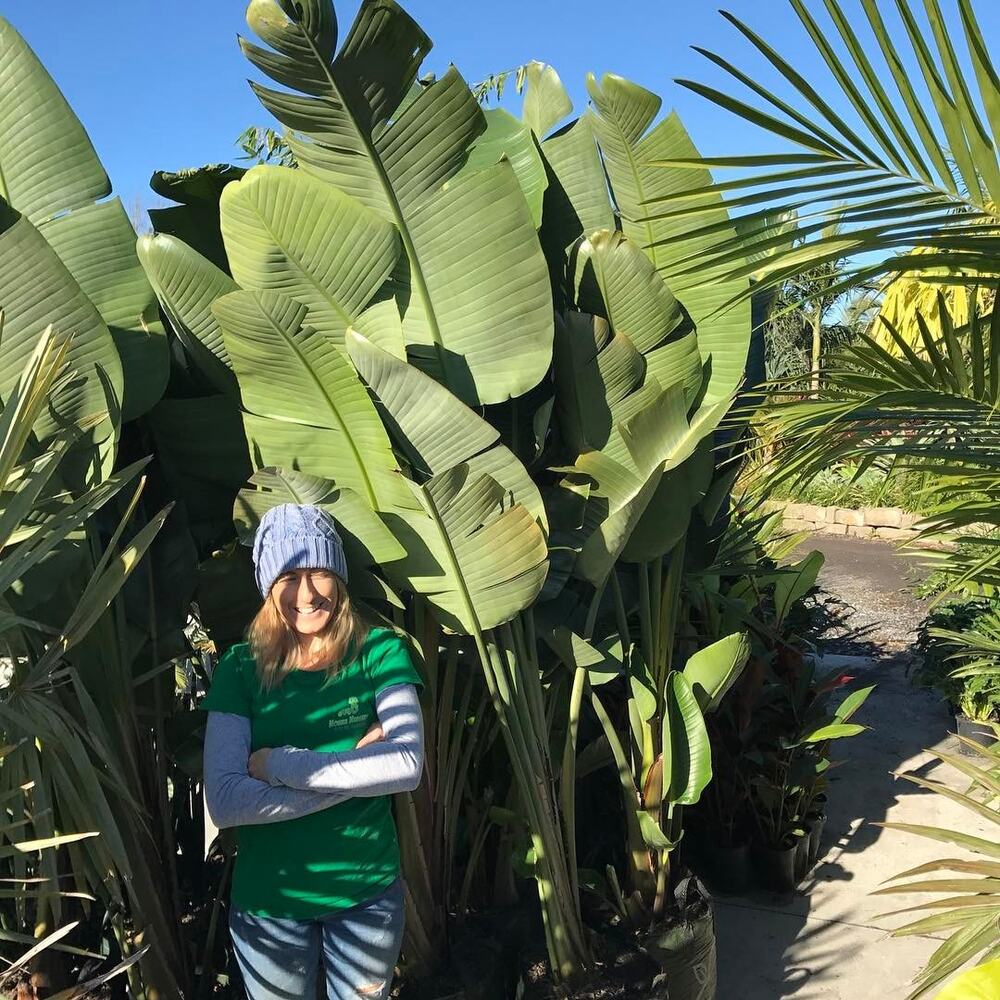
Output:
[768,462,928,513]
[916,599,1000,721]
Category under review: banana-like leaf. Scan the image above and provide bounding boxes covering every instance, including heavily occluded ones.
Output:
[570,390,729,588]
[541,625,624,687]
[346,331,546,527]
[586,73,750,403]
[522,62,573,140]
[242,0,553,405]
[637,811,678,851]
[573,229,701,404]
[148,163,246,270]
[538,114,615,280]
[137,233,239,396]
[0,205,121,459]
[219,166,400,346]
[619,441,713,563]
[382,465,548,634]
[0,18,165,421]
[683,632,751,713]
[663,671,712,806]
[214,289,411,512]
[466,109,548,228]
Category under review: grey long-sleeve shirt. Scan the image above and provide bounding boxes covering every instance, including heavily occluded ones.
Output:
[204,682,423,829]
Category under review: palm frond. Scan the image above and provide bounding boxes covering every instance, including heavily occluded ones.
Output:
[669,1,1000,297]
[875,738,1000,998]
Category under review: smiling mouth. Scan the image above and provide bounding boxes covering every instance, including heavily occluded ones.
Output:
[295,605,328,615]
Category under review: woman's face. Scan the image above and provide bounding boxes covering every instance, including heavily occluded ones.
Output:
[270,568,339,637]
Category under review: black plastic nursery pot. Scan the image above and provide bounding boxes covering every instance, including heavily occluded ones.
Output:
[955,712,995,757]
[699,841,752,895]
[807,813,826,866]
[793,831,810,882]
[753,840,798,893]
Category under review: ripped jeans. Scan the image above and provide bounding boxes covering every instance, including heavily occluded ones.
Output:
[229,878,405,1000]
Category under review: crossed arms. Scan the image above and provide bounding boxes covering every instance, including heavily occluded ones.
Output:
[203,683,424,828]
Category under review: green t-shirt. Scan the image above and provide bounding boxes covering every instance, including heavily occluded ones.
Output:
[203,626,422,918]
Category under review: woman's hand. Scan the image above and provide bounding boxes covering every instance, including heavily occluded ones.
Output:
[355,722,384,749]
[248,724,381,782]
[248,747,272,781]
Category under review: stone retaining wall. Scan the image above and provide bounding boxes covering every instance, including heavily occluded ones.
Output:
[764,501,923,543]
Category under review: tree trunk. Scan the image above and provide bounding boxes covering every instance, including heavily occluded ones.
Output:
[811,309,823,394]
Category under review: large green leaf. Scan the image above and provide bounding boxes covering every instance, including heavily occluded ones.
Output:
[346,331,546,527]
[587,73,750,403]
[42,201,166,421]
[214,289,410,511]
[522,62,573,140]
[466,109,548,228]
[0,18,108,222]
[383,466,548,634]
[242,0,554,405]
[148,163,246,271]
[219,166,400,346]
[573,229,702,403]
[137,233,239,397]
[551,305,727,586]
[571,391,729,586]
[683,632,751,713]
[663,671,712,806]
[619,441,713,562]
[0,206,122,453]
[538,113,615,272]
[0,17,165,422]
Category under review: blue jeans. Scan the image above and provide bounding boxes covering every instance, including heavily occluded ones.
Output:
[229,878,405,1000]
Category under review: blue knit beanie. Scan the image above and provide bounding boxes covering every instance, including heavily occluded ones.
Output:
[252,503,349,597]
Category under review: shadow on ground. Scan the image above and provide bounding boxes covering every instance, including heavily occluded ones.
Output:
[712,535,966,999]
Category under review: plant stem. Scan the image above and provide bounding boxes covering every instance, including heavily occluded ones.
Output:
[471,629,590,980]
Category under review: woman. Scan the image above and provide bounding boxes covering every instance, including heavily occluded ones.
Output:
[203,503,424,1000]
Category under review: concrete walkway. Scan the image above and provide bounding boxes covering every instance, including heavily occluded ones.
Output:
[715,536,994,999]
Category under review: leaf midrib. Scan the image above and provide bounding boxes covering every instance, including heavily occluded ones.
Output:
[299,24,450,374]
[255,301,381,511]
[421,478,483,637]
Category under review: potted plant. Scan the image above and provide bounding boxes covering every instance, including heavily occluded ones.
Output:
[916,599,1000,754]
[744,659,873,892]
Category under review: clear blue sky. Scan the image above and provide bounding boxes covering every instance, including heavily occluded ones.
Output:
[7,1,1000,212]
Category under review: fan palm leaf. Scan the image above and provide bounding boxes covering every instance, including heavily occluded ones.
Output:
[663,1,1000,298]
[755,291,1000,591]
[874,735,1000,998]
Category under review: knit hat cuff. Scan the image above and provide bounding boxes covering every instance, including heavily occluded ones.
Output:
[254,534,349,597]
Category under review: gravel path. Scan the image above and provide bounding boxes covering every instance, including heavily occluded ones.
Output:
[804,535,928,653]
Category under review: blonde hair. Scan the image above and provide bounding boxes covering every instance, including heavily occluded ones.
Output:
[247,574,369,690]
